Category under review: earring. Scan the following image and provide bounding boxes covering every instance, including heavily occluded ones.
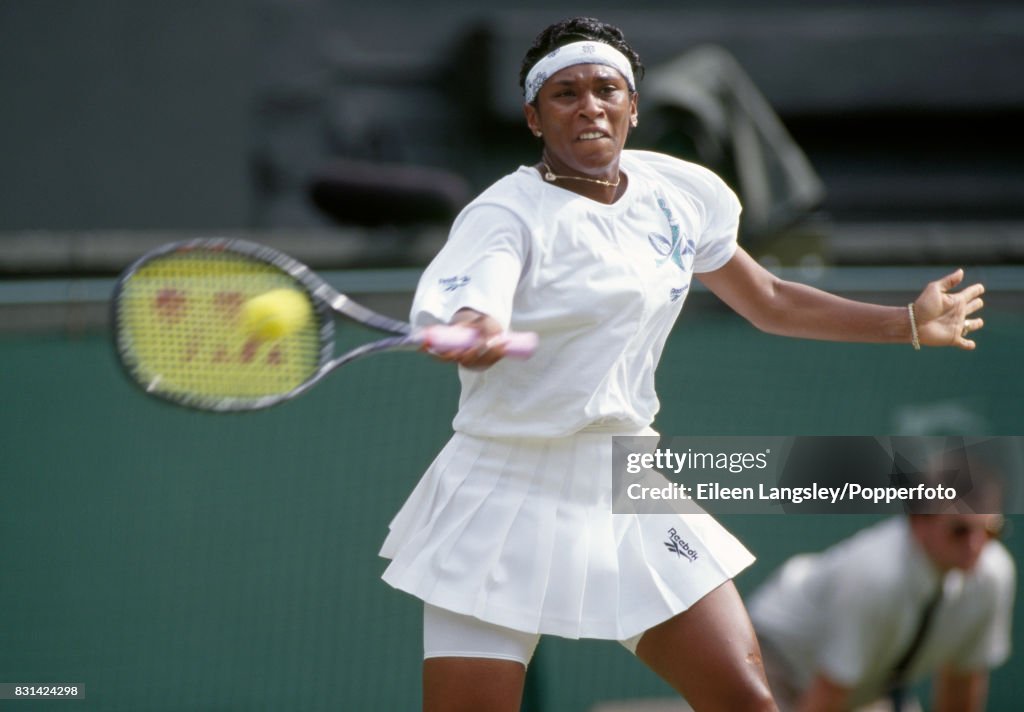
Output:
[631,118,638,128]
[533,130,543,137]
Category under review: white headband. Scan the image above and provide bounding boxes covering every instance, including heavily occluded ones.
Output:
[524,40,636,104]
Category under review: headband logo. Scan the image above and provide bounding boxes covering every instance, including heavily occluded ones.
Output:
[524,40,636,103]
[527,72,548,100]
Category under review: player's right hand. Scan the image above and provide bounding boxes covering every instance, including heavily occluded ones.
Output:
[434,308,508,370]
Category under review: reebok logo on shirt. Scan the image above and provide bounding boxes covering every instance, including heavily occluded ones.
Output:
[439,275,470,292]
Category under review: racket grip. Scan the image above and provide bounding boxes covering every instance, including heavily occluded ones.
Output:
[421,325,539,359]
[421,325,477,351]
[492,331,539,358]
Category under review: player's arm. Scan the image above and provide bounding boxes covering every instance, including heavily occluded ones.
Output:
[933,667,989,712]
[695,246,984,349]
[794,673,851,712]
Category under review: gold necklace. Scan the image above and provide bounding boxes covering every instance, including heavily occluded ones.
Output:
[541,161,621,189]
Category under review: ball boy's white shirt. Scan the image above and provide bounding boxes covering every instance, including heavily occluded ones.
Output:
[748,517,1015,709]
[410,149,741,438]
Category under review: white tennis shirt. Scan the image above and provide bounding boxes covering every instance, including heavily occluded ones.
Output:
[748,517,1015,708]
[411,150,740,438]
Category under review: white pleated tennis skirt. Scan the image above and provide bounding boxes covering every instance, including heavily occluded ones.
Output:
[380,429,755,641]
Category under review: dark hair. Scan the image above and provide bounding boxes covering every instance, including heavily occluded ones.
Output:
[518,17,644,101]
[905,440,1010,515]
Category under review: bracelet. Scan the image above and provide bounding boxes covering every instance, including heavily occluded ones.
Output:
[907,303,921,351]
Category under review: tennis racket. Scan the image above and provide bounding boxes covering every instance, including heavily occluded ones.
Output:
[111,238,537,412]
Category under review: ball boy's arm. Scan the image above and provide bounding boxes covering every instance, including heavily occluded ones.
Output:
[933,667,989,712]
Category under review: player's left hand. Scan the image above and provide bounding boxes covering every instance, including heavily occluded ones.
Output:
[913,269,985,349]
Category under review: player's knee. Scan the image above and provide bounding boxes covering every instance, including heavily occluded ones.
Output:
[724,677,777,712]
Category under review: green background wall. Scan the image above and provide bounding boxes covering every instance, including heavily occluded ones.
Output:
[2,301,1022,710]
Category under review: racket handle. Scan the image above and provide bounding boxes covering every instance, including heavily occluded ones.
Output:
[492,331,539,358]
[420,325,539,359]
[421,325,477,351]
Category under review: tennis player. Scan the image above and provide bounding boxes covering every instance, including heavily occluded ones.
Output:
[379,17,986,712]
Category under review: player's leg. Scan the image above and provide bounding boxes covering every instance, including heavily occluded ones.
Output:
[634,581,777,711]
[422,603,539,712]
[423,657,527,712]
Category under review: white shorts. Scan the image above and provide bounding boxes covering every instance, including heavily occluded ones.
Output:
[424,603,644,667]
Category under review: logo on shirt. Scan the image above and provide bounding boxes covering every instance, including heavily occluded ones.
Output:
[648,197,696,274]
[439,275,470,292]
[665,527,699,562]
[669,287,687,302]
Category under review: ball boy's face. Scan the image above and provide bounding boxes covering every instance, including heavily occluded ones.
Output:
[912,513,1002,572]
[524,63,638,180]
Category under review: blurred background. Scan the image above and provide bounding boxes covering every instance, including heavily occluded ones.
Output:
[1,1,1022,710]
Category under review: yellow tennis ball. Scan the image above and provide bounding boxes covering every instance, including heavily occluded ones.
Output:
[240,288,312,340]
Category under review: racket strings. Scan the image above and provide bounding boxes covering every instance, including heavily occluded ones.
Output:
[117,251,323,404]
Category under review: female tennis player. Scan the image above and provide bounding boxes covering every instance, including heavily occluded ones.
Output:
[379,17,985,712]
